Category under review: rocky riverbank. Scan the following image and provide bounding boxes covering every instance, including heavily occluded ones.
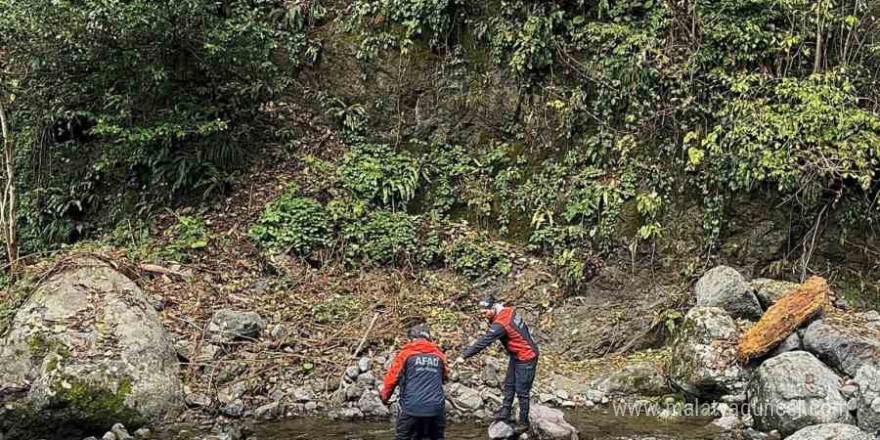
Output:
[1,258,879,440]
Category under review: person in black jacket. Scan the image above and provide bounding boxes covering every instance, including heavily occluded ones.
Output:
[456,298,539,431]
[381,324,449,440]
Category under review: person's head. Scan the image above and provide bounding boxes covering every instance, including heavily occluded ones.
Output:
[478,297,501,321]
[407,323,432,341]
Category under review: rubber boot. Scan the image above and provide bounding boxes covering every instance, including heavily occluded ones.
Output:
[494,406,512,422]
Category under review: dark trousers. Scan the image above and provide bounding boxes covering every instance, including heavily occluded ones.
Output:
[394,409,446,440]
[501,357,538,423]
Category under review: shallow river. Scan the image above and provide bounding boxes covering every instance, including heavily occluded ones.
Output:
[248,410,721,440]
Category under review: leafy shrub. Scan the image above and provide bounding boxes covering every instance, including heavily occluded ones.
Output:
[340,210,418,266]
[338,143,420,207]
[250,187,331,256]
[446,235,512,279]
[163,214,210,262]
[312,295,364,323]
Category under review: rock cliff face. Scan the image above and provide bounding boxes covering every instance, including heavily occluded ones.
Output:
[0,259,182,437]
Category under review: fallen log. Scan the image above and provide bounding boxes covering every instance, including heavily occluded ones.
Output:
[737,276,830,362]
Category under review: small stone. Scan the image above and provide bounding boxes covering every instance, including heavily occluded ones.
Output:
[102,433,117,440]
[328,407,364,421]
[255,401,282,420]
[553,390,570,400]
[133,428,151,439]
[585,389,605,403]
[358,357,371,373]
[538,393,556,404]
[218,381,248,405]
[111,424,133,440]
[345,384,364,401]
[292,385,314,402]
[840,384,859,398]
[344,365,360,382]
[356,372,376,388]
[221,399,245,418]
[848,398,860,412]
[488,421,515,439]
[185,392,211,407]
[713,416,740,431]
[304,401,318,412]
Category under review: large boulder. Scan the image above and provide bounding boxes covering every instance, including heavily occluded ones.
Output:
[749,351,853,435]
[803,319,880,377]
[695,266,763,320]
[854,365,880,434]
[668,307,746,399]
[0,260,182,436]
[590,361,669,396]
[528,404,578,440]
[785,423,876,440]
[750,278,798,309]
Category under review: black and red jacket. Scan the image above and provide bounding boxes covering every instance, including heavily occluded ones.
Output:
[381,339,448,417]
[462,306,539,361]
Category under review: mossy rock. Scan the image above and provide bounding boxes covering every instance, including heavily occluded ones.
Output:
[0,259,182,436]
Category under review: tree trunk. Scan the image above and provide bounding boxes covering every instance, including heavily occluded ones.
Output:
[0,100,18,273]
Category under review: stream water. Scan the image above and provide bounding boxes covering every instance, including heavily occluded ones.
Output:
[248,410,722,440]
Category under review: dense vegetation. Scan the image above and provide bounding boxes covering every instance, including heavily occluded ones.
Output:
[2,0,880,295]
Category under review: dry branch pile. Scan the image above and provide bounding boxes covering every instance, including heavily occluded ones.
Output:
[737,276,830,362]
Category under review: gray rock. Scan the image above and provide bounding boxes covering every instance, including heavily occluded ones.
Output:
[803,319,880,377]
[767,332,802,357]
[749,351,853,435]
[358,357,371,373]
[193,344,220,363]
[221,399,245,418]
[218,381,249,405]
[528,404,578,440]
[712,416,740,431]
[489,421,515,439]
[356,371,376,388]
[292,385,314,402]
[0,260,182,432]
[344,365,361,382]
[102,433,117,440]
[328,407,364,421]
[585,390,606,404]
[358,392,390,417]
[133,428,150,439]
[450,384,484,410]
[590,361,669,396]
[483,357,504,387]
[185,392,211,407]
[111,424,133,440]
[344,383,364,401]
[854,364,880,433]
[304,401,317,412]
[668,307,746,399]
[538,393,556,404]
[841,382,859,399]
[750,279,798,309]
[208,310,266,342]
[785,423,875,440]
[254,401,282,420]
[695,266,763,320]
